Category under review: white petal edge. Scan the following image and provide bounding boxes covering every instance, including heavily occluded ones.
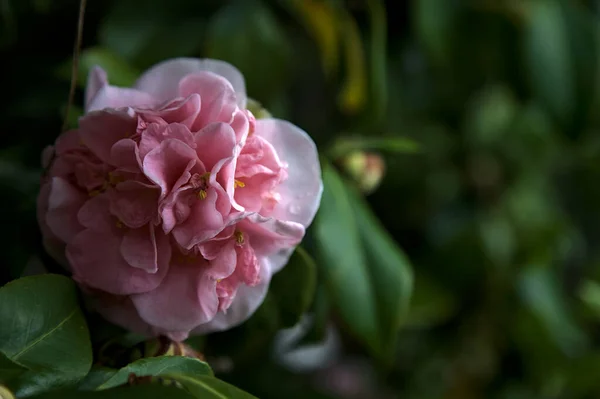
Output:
[255,119,323,228]
[134,58,247,108]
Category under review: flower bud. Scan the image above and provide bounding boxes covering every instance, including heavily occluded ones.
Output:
[340,151,385,194]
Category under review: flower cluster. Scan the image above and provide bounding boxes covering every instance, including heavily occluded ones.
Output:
[37,59,322,340]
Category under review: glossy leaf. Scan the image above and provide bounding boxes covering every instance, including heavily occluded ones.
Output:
[348,178,414,361]
[94,356,212,390]
[315,163,413,360]
[28,384,195,399]
[270,246,317,328]
[0,352,25,383]
[0,275,92,394]
[168,374,258,399]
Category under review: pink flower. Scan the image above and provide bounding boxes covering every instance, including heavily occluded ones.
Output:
[37,58,322,340]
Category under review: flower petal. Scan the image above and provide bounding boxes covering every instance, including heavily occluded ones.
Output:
[142,138,198,199]
[195,122,237,171]
[67,229,168,295]
[85,66,108,111]
[192,257,271,334]
[121,225,171,273]
[45,177,87,242]
[172,187,225,249]
[109,180,159,228]
[79,109,138,163]
[131,259,219,333]
[179,72,238,130]
[87,85,157,113]
[110,139,142,172]
[254,119,323,227]
[134,58,246,106]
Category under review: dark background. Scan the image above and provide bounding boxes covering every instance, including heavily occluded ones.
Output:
[4,0,600,398]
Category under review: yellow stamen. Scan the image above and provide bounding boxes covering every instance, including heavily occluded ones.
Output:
[89,189,101,197]
[108,172,125,186]
[217,279,222,283]
[116,220,125,229]
[234,231,245,245]
[234,179,245,188]
[201,172,211,182]
[197,189,207,200]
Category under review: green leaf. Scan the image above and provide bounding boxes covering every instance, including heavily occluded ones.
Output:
[405,272,457,329]
[270,247,317,328]
[524,1,574,127]
[205,0,290,102]
[315,163,413,360]
[0,275,92,395]
[77,368,117,391]
[315,164,379,351]
[28,384,195,399]
[347,178,414,361]
[169,374,258,399]
[0,352,26,383]
[95,356,212,390]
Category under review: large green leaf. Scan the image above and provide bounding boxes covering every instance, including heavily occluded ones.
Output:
[270,247,317,328]
[0,352,26,383]
[0,275,92,395]
[28,384,195,399]
[169,374,258,399]
[94,356,212,390]
[347,177,414,361]
[315,163,413,360]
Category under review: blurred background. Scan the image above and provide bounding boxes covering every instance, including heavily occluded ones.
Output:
[4,0,600,398]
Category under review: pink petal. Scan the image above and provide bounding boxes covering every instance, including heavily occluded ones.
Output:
[79,109,138,163]
[85,66,108,111]
[142,138,198,199]
[110,139,142,172]
[179,72,238,130]
[134,58,246,106]
[254,119,323,227]
[131,259,219,333]
[109,180,159,228]
[67,229,168,295]
[87,84,157,113]
[147,94,202,130]
[45,177,87,242]
[121,225,171,273]
[240,215,305,273]
[139,123,196,160]
[192,257,271,335]
[77,193,115,232]
[195,122,237,170]
[172,187,225,249]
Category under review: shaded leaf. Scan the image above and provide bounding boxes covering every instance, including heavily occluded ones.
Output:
[0,275,92,395]
[270,246,317,328]
[169,374,258,399]
[315,163,413,360]
[28,384,195,399]
[95,356,212,390]
[0,352,26,384]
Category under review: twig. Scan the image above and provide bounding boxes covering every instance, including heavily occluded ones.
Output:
[62,0,87,132]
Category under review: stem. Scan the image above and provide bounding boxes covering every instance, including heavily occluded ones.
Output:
[62,0,87,132]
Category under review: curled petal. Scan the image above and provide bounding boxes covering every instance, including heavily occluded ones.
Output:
[134,58,246,107]
[172,187,225,249]
[143,138,199,199]
[121,225,171,273]
[192,257,271,334]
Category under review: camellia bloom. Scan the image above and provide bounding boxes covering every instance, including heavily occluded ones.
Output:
[37,58,322,340]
